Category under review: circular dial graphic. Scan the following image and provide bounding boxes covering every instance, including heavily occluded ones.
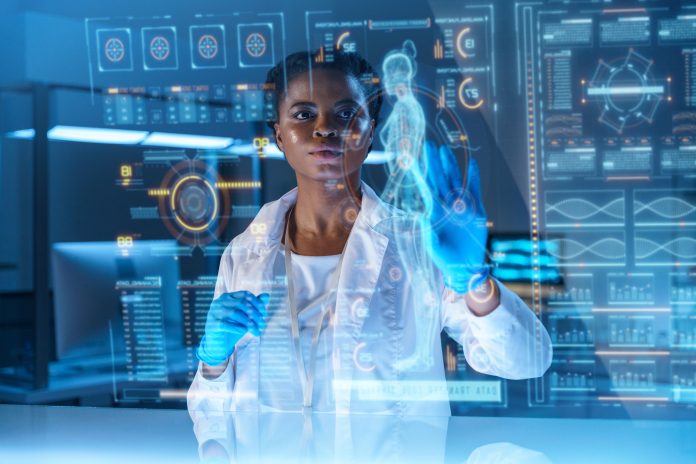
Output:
[456,27,472,59]
[170,175,218,232]
[458,77,484,110]
[156,160,230,246]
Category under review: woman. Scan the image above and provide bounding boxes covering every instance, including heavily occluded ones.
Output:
[187,49,552,420]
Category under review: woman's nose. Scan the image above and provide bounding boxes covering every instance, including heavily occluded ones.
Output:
[313,115,339,138]
[313,127,338,138]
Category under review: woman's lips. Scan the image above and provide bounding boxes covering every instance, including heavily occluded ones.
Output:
[309,149,343,160]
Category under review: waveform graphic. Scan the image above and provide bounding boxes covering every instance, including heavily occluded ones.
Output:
[547,197,625,221]
[634,197,696,219]
[634,237,696,260]
[548,237,626,260]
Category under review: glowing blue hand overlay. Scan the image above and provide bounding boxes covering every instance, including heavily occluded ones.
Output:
[423,141,489,294]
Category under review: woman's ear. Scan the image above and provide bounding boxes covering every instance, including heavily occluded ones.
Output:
[273,122,284,152]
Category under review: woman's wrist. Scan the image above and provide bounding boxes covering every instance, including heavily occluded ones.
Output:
[464,276,500,317]
[201,359,229,380]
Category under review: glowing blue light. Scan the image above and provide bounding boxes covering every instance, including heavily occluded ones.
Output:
[491,239,559,254]
[5,128,35,139]
[142,132,234,149]
[364,150,395,165]
[48,125,148,145]
[493,268,560,282]
[492,252,557,267]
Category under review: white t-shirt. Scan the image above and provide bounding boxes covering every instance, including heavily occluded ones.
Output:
[287,250,341,411]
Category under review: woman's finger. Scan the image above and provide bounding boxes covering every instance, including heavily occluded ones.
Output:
[424,140,448,201]
[225,309,263,336]
[466,156,486,217]
[217,318,256,336]
[439,145,463,193]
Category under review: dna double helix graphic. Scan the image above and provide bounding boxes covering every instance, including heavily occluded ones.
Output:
[634,197,696,220]
[634,236,696,260]
[547,237,626,261]
[546,197,625,221]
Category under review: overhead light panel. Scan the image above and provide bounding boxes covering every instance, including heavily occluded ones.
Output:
[142,132,234,150]
[48,125,148,145]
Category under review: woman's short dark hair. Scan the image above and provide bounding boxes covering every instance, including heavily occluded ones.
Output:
[265,50,383,136]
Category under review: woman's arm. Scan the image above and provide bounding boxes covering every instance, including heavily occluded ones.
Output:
[187,245,237,415]
[440,278,553,380]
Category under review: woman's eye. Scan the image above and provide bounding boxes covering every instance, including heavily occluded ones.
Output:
[338,108,358,119]
[293,111,313,120]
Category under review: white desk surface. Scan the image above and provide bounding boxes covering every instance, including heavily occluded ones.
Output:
[1,404,694,463]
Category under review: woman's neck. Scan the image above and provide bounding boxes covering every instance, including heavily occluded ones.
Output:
[288,171,362,255]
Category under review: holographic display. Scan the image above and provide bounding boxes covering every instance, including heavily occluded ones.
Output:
[65,1,696,416]
[517,0,696,412]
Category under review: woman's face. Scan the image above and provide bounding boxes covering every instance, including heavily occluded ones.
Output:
[274,68,375,183]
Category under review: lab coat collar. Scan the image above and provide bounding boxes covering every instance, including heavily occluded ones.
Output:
[234,181,403,255]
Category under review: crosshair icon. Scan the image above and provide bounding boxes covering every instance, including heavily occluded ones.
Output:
[149,36,170,61]
[197,34,218,59]
[104,38,125,63]
[245,32,267,58]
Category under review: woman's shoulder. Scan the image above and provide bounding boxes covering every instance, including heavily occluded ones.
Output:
[223,194,293,254]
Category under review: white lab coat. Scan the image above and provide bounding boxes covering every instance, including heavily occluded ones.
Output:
[188,182,552,421]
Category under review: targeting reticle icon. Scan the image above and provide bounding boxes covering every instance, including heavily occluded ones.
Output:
[150,36,171,61]
[198,34,218,59]
[245,32,267,58]
[96,28,133,72]
[586,49,664,133]
[237,23,275,67]
[190,25,226,69]
[105,38,125,62]
[142,26,178,70]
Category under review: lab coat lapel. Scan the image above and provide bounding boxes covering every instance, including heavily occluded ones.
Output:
[231,191,297,412]
[332,183,392,414]
[232,249,272,412]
